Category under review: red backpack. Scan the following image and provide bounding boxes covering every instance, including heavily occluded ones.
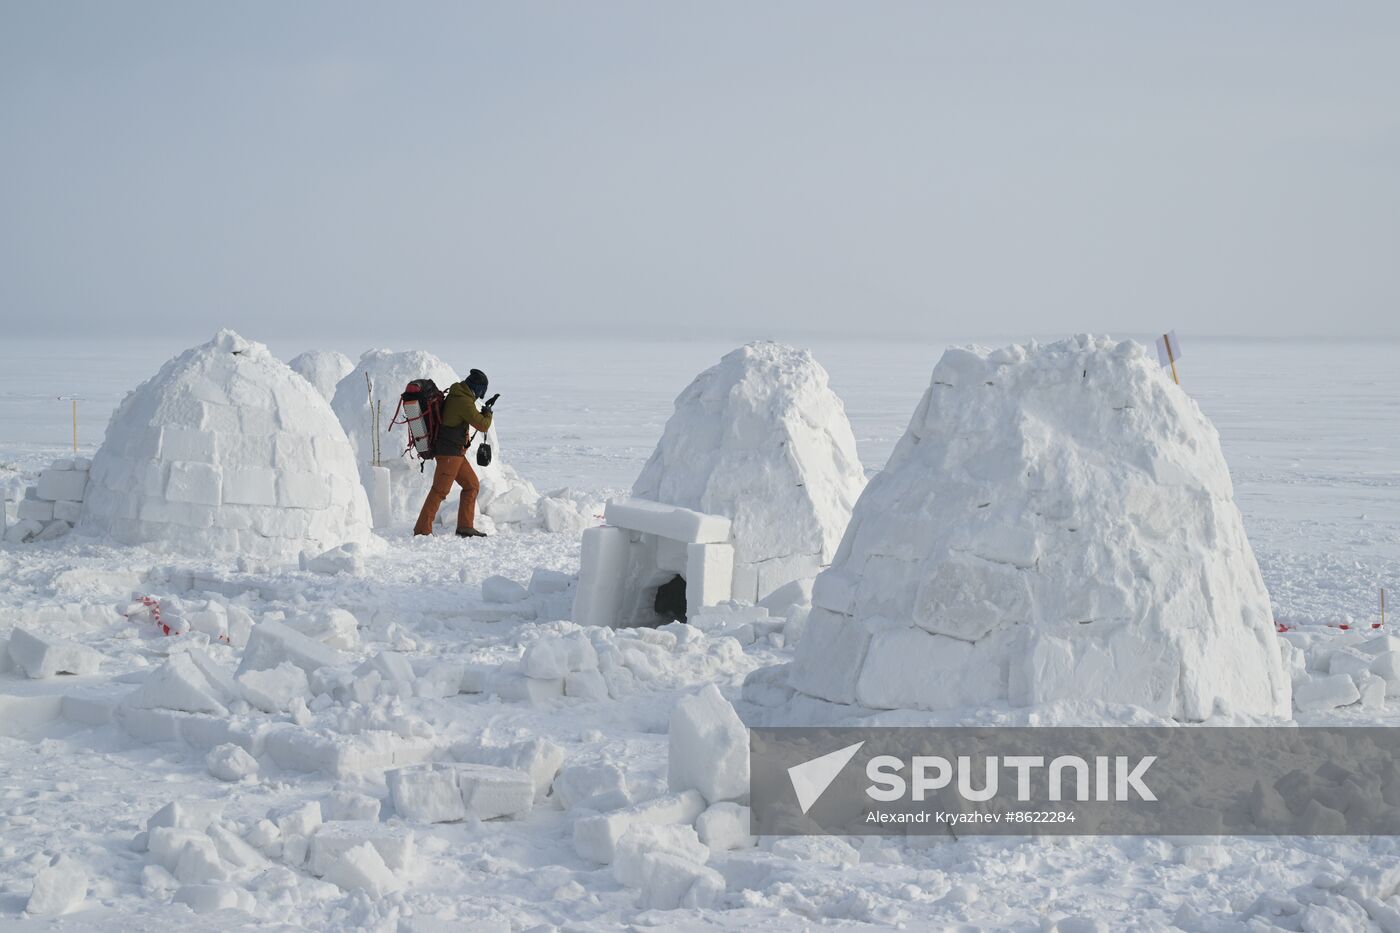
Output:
[392,379,445,467]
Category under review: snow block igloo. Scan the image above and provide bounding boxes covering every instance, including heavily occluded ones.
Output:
[330,349,539,531]
[289,349,354,402]
[789,335,1291,721]
[574,342,865,628]
[80,330,374,560]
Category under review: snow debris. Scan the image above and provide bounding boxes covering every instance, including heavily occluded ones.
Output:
[237,619,347,677]
[80,330,375,560]
[482,574,529,604]
[207,743,259,782]
[696,802,755,851]
[322,842,400,896]
[791,336,1291,720]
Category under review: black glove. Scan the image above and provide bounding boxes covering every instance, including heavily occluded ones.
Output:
[482,393,500,413]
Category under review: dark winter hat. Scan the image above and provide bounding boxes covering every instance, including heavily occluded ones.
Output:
[465,368,489,397]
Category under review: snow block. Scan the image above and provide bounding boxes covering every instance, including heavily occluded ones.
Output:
[554,760,630,811]
[36,468,88,503]
[17,498,55,522]
[148,800,224,834]
[482,575,529,604]
[604,497,732,544]
[322,791,382,823]
[613,823,709,888]
[488,670,564,706]
[696,802,754,851]
[26,858,87,917]
[7,626,102,679]
[1294,674,1361,711]
[237,619,346,677]
[573,790,706,864]
[788,609,870,705]
[173,883,254,915]
[572,525,632,628]
[237,662,311,712]
[323,842,400,896]
[529,568,575,595]
[308,822,414,876]
[387,764,469,823]
[128,653,230,715]
[565,669,609,701]
[456,764,534,820]
[456,738,565,803]
[53,500,83,523]
[668,684,750,804]
[633,852,725,910]
[687,543,735,617]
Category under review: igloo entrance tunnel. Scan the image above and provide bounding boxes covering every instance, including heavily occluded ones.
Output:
[789,335,1291,721]
[574,342,866,627]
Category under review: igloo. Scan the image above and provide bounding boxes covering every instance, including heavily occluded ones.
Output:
[329,349,539,531]
[289,350,354,402]
[789,335,1291,721]
[79,330,374,561]
[574,342,866,628]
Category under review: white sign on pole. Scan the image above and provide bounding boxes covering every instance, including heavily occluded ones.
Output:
[1155,331,1183,369]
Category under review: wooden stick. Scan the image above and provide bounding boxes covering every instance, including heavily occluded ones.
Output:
[1164,333,1180,385]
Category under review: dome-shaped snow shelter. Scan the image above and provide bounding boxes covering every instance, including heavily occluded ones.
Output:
[330,349,539,530]
[632,341,867,602]
[80,330,374,560]
[789,335,1291,721]
[289,349,353,402]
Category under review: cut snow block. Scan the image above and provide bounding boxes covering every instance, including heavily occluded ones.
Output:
[604,497,732,544]
[565,670,609,701]
[482,575,529,604]
[173,883,253,915]
[323,791,382,823]
[634,853,725,911]
[613,823,709,888]
[687,543,734,617]
[696,802,754,851]
[128,654,229,715]
[457,764,534,820]
[237,662,310,713]
[26,858,87,918]
[308,822,414,876]
[488,670,564,706]
[17,498,55,522]
[388,764,469,823]
[368,465,393,530]
[573,790,706,864]
[35,520,71,541]
[148,800,223,834]
[529,568,575,595]
[7,627,102,679]
[457,738,565,803]
[1293,674,1361,712]
[668,685,750,804]
[787,609,870,705]
[554,760,630,811]
[323,842,399,896]
[4,519,45,543]
[573,525,632,628]
[522,639,570,680]
[53,500,83,523]
[237,620,346,677]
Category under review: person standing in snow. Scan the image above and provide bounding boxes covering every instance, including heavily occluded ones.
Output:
[414,368,493,537]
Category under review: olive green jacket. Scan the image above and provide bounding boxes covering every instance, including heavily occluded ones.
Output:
[434,382,493,456]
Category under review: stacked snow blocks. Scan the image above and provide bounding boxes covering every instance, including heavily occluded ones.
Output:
[632,341,866,603]
[4,457,90,543]
[329,348,540,531]
[79,330,375,561]
[790,336,1292,721]
[573,498,735,628]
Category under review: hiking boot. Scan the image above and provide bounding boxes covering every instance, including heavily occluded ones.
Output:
[455,528,488,538]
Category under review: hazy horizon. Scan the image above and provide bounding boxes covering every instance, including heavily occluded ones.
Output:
[3,2,1397,340]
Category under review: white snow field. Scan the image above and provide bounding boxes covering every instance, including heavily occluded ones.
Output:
[0,333,1398,930]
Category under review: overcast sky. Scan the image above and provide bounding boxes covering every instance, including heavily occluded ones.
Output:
[2,2,1397,341]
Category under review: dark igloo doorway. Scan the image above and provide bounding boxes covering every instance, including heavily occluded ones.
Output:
[653,574,688,624]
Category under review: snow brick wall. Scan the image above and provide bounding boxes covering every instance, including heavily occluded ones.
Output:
[78,330,374,561]
[632,341,866,604]
[288,350,354,402]
[4,457,90,543]
[789,335,1292,721]
[330,349,540,532]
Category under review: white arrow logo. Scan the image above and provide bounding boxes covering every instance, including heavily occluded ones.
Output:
[788,741,865,814]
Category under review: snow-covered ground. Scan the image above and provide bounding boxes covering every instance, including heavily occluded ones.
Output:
[1,335,1397,930]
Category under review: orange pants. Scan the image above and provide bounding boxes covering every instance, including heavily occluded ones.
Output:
[414,455,480,535]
